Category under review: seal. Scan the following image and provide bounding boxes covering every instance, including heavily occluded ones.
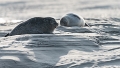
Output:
[60,13,85,27]
[5,17,58,37]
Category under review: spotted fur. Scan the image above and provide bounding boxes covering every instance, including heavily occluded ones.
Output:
[5,17,58,37]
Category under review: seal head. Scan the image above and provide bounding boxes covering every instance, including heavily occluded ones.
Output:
[60,13,85,27]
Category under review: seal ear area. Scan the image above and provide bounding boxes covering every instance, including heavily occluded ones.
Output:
[4,33,9,37]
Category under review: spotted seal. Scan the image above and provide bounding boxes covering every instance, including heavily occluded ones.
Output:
[5,17,58,37]
[60,13,85,27]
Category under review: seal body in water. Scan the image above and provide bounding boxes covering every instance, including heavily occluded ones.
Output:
[5,17,58,37]
[60,13,85,27]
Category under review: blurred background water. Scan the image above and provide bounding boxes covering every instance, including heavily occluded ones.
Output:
[0,0,120,68]
[0,0,120,20]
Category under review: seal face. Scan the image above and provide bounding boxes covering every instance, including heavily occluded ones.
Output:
[60,13,85,27]
[5,17,58,36]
